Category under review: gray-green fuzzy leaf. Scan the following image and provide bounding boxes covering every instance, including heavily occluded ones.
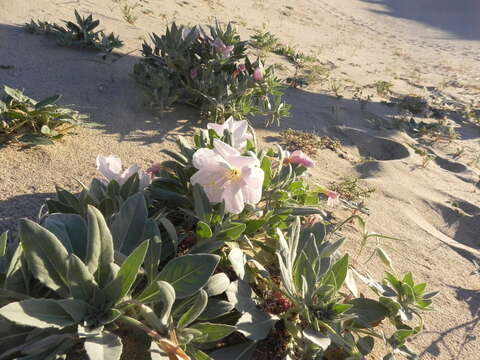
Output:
[85,206,115,287]
[19,219,69,296]
[84,331,123,360]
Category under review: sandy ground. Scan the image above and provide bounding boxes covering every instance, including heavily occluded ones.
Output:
[0,0,479,359]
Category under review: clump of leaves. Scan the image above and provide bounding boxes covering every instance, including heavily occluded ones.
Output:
[134,22,290,126]
[397,95,428,114]
[407,144,436,168]
[0,86,86,145]
[250,29,280,52]
[120,3,139,24]
[273,45,316,66]
[280,128,341,155]
[329,176,375,202]
[25,10,123,53]
[374,80,393,97]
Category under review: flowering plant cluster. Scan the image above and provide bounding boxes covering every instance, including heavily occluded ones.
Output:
[0,119,436,360]
[133,22,290,125]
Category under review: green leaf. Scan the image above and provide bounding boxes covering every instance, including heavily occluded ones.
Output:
[67,254,98,301]
[35,94,61,109]
[358,336,374,355]
[157,254,220,299]
[143,219,162,284]
[190,322,236,343]
[228,248,246,280]
[218,222,246,241]
[84,331,123,360]
[4,85,29,102]
[209,341,257,360]
[104,240,149,303]
[177,289,208,328]
[17,134,54,145]
[196,221,212,239]
[19,219,69,296]
[40,125,51,135]
[198,299,234,320]
[0,231,7,257]
[260,156,272,188]
[43,213,88,260]
[203,273,230,296]
[346,298,389,328]
[329,254,349,290]
[192,184,212,221]
[85,206,115,287]
[111,193,148,255]
[0,299,77,329]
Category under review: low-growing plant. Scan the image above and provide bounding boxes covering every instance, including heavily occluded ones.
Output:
[120,2,139,24]
[407,144,436,168]
[374,80,393,98]
[250,29,280,53]
[329,176,375,202]
[0,86,86,145]
[25,10,123,53]
[1,118,436,359]
[396,95,428,115]
[133,22,290,125]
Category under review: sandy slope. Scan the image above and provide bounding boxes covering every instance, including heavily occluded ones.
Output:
[0,0,479,359]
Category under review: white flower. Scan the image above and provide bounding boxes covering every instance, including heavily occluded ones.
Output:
[190,139,264,214]
[96,155,149,189]
[207,117,253,150]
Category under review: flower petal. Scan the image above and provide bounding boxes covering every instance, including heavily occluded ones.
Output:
[96,155,122,181]
[206,123,225,136]
[227,155,259,169]
[119,164,141,185]
[222,181,244,214]
[213,139,240,159]
[192,148,224,169]
[241,167,264,205]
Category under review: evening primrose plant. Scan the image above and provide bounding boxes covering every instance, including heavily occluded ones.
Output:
[15,118,436,359]
[133,22,290,125]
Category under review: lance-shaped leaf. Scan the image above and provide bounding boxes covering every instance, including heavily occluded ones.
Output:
[84,331,123,360]
[19,219,69,296]
[303,328,331,350]
[111,193,148,255]
[103,240,149,303]
[85,206,115,287]
[156,254,220,299]
[189,322,236,343]
[177,289,208,329]
[67,254,98,301]
[143,218,162,284]
[0,299,82,329]
[43,213,88,260]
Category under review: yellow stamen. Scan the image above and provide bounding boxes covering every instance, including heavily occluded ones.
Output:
[225,168,241,181]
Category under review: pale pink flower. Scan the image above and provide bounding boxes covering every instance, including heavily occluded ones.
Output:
[283,150,315,168]
[289,150,315,168]
[213,38,234,58]
[326,191,340,207]
[207,117,253,150]
[190,139,264,214]
[96,155,150,189]
[253,64,264,81]
[147,163,162,179]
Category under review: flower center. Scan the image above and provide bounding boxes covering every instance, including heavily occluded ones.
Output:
[225,168,241,181]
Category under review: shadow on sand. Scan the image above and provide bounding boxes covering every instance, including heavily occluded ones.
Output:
[361,0,480,41]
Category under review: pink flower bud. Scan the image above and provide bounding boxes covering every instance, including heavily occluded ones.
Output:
[253,66,263,81]
[238,64,246,72]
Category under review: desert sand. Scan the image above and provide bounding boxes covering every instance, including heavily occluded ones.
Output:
[0,0,479,359]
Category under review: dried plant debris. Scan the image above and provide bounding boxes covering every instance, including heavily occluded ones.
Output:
[280,129,342,155]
